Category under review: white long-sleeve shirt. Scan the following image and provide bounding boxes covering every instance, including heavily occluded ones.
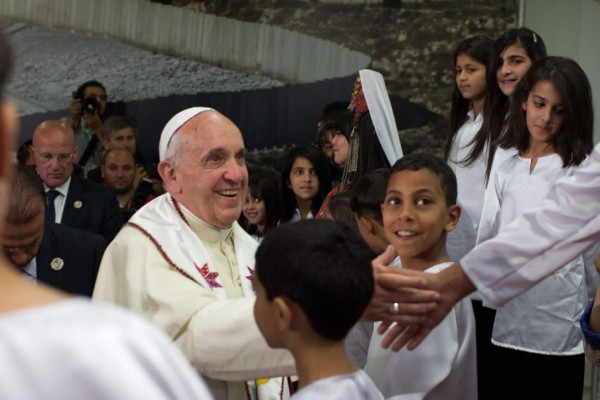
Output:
[462,142,600,308]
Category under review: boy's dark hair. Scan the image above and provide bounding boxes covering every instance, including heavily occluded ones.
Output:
[350,168,389,224]
[328,191,358,231]
[389,153,457,206]
[102,115,137,140]
[255,219,374,341]
[74,80,106,100]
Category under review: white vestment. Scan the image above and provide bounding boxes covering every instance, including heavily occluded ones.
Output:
[93,194,295,400]
[364,262,477,400]
[292,370,383,400]
[0,299,213,400]
[477,154,597,354]
[463,142,600,307]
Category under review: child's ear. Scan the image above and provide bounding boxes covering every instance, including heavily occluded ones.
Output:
[273,297,293,332]
[444,204,461,233]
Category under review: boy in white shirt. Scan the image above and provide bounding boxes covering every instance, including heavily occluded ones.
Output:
[366,153,477,399]
[252,219,383,399]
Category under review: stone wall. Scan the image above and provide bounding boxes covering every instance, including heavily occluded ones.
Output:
[158,0,517,154]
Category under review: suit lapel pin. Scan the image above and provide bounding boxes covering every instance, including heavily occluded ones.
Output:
[50,257,64,271]
[74,200,83,209]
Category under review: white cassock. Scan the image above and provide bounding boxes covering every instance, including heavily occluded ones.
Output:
[364,262,477,400]
[93,194,295,400]
[477,153,598,354]
[463,142,600,308]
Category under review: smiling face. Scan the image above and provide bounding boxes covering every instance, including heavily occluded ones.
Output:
[243,190,267,231]
[456,54,487,102]
[159,112,248,228]
[381,168,459,271]
[287,156,319,203]
[522,80,565,148]
[496,43,533,96]
[331,131,349,167]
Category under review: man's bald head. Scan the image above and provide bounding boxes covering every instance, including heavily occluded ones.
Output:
[32,120,79,188]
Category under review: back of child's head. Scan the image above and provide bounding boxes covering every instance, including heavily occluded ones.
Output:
[280,145,331,222]
[445,35,494,159]
[255,219,374,341]
[503,56,593,167]
[389,153,457,206]
[328,191,359,231]
[350,168,389,224]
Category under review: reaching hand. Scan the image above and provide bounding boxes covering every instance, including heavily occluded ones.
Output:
[374,260,475,351]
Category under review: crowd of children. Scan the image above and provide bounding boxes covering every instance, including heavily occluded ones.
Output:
[235,25,600,400]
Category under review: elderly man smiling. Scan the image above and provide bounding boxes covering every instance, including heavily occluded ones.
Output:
[93,108,295,400]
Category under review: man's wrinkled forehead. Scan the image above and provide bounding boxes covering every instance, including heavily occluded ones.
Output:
[158,107,214,161]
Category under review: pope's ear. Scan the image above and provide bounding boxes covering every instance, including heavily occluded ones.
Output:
[0,102,18,179]
[158,160,180,194]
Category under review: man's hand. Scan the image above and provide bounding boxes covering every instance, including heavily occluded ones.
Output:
[375,261,476,351]
[67,98,82,129]
[363,245,441,323]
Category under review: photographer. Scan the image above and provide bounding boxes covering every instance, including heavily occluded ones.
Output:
[66,80,107,174]
[101,149,154,225]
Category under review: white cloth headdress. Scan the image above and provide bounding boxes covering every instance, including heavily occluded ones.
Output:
[360,69,403,166]
[158,107,214,161]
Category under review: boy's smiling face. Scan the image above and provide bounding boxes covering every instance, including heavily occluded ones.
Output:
[381,168,460,270]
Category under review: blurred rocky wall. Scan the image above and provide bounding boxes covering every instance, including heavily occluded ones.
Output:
[156,0,517,155]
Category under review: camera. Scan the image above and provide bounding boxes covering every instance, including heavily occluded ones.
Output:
[82,97,99,114]
[130,178,154,211]
[72,91,99,114]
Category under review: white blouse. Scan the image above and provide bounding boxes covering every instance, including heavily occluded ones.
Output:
[478,153,597,354]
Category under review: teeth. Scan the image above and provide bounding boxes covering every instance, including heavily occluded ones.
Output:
[396,230,417,237]
[219,190,239,196]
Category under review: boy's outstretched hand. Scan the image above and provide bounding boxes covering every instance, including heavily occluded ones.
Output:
[369,246,476,352]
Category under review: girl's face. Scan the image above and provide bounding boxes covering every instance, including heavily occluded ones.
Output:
[331,132,349,167]
[455,54,487,101]
[288,156,319,202]
[242,190,267,228]
[496,43,533,96]
[522,80,565,146]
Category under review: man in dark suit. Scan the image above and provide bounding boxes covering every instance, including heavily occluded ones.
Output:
[31,119,120,243]
[1,165,106,297]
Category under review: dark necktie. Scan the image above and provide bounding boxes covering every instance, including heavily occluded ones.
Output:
[46,189,60,223]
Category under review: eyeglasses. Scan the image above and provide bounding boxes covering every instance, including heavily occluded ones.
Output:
[36,152,75,164]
